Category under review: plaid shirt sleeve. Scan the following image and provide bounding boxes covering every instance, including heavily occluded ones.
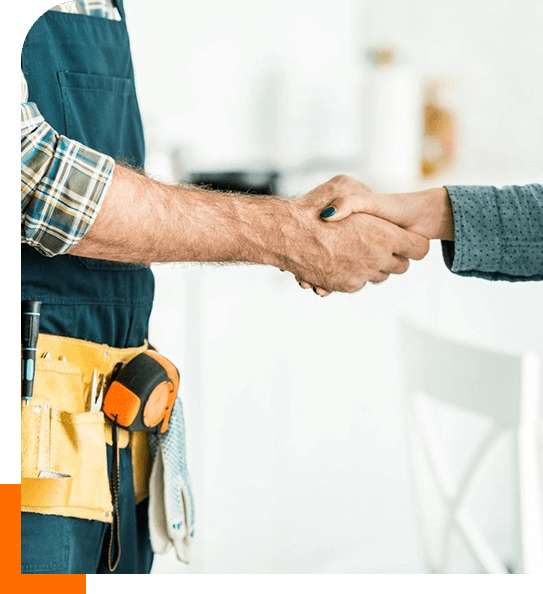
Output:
[21,101,115,257]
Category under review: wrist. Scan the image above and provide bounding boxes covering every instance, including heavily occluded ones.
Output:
[275,197,334,286]
[231,195,299,269]
[427,186,454,240]
[369,187,454,241]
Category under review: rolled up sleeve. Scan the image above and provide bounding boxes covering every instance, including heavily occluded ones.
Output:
[21,101,115,257]
[442,184,543,281]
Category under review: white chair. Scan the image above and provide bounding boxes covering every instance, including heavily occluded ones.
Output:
[398,318,543,573]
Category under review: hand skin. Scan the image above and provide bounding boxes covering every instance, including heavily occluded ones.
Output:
[300,184,453,295]
[319,185,455,241]
[69,166,429,293]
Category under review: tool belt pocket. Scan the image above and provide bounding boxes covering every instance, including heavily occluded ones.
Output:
[21,359,113,523]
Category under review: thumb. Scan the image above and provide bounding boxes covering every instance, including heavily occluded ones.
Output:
[319,196,353,222]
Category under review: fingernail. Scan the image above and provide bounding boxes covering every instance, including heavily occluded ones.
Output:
[320,206,336,219]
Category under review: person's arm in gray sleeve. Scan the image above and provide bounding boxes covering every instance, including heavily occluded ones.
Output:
[442,184,543,281]
[319,183,543,283]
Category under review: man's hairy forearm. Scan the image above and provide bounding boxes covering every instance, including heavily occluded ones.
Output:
[69,163,295,267]
[69,168,430,293]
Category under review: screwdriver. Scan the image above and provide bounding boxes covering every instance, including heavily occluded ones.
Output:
[22,300,41,405]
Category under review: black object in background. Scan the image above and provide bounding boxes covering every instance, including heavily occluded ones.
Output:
[189,170,280,196]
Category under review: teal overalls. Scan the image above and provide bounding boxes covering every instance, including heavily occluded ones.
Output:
[21,0,154,573]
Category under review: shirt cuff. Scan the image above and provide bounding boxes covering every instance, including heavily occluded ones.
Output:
[22,111,115,257]
[441,185,503,275]
[441,184,543,281]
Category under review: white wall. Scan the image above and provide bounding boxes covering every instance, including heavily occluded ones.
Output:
[363,0,543,185]
[126,0,543,573]
[129,0,361,171]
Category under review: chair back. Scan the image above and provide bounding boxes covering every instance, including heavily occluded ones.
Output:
[398,318,543,573]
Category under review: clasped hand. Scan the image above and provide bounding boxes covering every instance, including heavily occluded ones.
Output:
[284,175,432,296]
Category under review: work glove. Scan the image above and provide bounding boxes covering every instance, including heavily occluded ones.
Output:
[148,396,195,563]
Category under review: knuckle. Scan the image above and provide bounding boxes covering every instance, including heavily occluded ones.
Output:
[415,238,430,259]
[347,280,364,293]
[354,281,367,293]
[399,258,410,274]
[377,273,390,284]
[330,174,350,185]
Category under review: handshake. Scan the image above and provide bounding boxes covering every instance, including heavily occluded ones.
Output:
[281,175,455,296]
[69,166,454,283]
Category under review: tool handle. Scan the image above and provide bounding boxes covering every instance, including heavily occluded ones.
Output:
[21,301,41,401]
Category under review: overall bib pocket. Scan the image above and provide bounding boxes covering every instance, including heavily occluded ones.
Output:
[58,70,143,162]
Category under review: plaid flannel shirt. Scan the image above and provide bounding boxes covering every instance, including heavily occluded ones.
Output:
[21,1,120,257]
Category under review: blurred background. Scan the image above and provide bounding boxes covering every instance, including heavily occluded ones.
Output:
[124,0,543,573]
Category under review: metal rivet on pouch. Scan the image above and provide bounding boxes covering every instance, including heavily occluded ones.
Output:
[42,403,49,411]
[104,350,110,358]
[33,407,40,415]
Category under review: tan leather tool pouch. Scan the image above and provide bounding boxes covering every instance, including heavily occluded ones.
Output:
[21,357,114,522]
[21,335,152,521]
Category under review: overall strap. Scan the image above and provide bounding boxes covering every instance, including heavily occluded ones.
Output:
[112,0,126,21]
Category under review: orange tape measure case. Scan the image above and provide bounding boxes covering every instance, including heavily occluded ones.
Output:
[102,350,179,434]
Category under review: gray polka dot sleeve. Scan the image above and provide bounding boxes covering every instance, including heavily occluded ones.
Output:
[441,184,543,281]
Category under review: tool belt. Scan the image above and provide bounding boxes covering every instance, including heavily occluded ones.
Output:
[21,334,154,523]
